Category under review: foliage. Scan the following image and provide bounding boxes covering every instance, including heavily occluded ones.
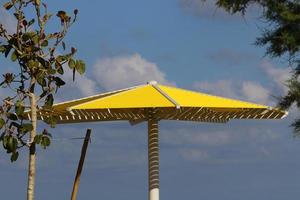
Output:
[0,0,85,161]
[214,0,300,134]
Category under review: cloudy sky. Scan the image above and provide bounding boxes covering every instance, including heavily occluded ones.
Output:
[1,0,300,199]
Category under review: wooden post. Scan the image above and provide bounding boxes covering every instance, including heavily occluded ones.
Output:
[71,129,92,200]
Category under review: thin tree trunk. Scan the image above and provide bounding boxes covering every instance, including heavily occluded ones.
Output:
[27,92,37,200]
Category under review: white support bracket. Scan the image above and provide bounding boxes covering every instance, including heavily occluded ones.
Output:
[148,81,181,109]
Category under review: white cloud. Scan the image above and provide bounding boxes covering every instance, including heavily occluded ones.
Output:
[193,79,271,105]
[241,81,270,105]
[159,124,283,163]
[11,52,172,103]
[260,62,297,115]
[56,68,98,102]
[193,61,292,106]
[179,148,209,162]
[193,80,238,99]
[92,53,173,91]
[261,61,291,94]
[63,69,97,97]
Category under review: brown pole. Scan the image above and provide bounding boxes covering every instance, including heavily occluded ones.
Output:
[71,129,92,200]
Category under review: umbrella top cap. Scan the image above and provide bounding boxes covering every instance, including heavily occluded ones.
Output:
[148,80,158,85]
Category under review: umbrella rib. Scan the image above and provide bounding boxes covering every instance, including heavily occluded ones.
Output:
[189,107,203,120]
[264,110,275,119]
[151,84,181,109]
[273,112,281,119]
[54,84,143,108]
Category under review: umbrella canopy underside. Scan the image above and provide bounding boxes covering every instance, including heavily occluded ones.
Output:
[30,83,287,124]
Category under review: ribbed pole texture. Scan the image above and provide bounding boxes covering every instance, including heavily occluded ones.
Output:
[148,112,159,200]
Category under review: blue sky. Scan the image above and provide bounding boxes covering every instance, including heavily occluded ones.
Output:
[1,0,300,199]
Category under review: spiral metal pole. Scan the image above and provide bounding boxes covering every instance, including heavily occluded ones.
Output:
[148,111,159,200]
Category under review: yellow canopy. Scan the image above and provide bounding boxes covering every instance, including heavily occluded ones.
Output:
[32,80,287,200]
[33,81,287,124]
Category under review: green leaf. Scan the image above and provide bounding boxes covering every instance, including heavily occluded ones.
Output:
[55,59,64,75]
[37,56,49,68]
[7,113,18,121]
[41,40,48,47]
[43,14,52,23]
[4,45,11,57]
[42,136,51,148]
[73,68,76,81]
[37,76,46,87]
[7,136,13,149]
[48,68,56,75]
[11,151,19,162]
[0,118,5,129]
[19,123,33,134]
[7,136,17,152]
[28,19,35,27]
[28,60,39,69]
[0,45,6,53]
[32,34,39,45]
[11,51,17,62]
[34,135,42,144]
[15,100,25,116]
[56,65,64,75]
[42,129,52,138]
[8,37,17,46]
[7,136,13,151]
[44,115,58,128]
[2,136,8,148]
[68,58,75,69]
[22,32,35,43]
[44,94,54,109]
[62,41,66,50]
[39,90,48,100]
[75,60,85,75]
[54,77,65,87]
[3,2,13,10]
[12,137,17,150]
[40,135,51,149]
[10,122,20,129]
[56,55,67,63]
[22,33,31,41]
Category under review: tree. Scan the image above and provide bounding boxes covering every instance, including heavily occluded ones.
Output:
[0,0,85,199]
[213,0,300,133]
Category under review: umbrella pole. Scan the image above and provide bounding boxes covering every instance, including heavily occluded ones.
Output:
[148,118,159,200]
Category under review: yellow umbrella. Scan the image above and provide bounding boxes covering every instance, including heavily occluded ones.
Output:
[33,81,287,200]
